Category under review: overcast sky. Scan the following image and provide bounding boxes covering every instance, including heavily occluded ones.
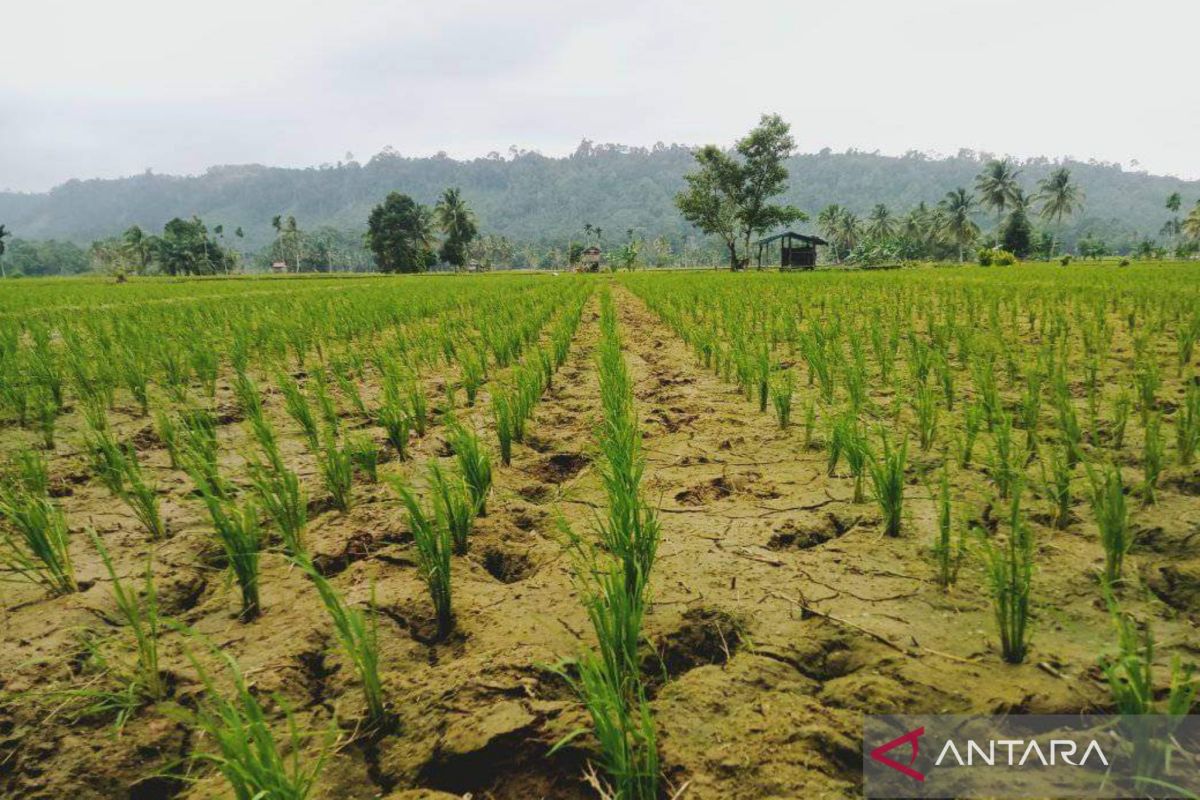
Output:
[2,0,1195,193]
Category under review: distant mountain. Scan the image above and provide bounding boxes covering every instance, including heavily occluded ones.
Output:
[1,143,1195,252]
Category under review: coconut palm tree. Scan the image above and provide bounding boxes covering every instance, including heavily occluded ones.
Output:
[122,225,155,274]
[939,188,980,262]
[1036,167,1084,256]
[866,204,895,240]
[817,204,845,262]
[835,211,861,258]
[434,188,478,270]
[975,159,1023,229]
[1183,202,1200,242]
[0,224,11,278]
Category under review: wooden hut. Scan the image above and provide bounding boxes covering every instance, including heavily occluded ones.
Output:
[578,246,602,273]
[754,232,827,270]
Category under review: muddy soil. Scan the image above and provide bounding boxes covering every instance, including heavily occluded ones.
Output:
[1,283,1197,799]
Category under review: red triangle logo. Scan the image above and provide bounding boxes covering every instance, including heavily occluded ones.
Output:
[870,726,926,782]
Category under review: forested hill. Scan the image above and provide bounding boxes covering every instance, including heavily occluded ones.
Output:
[1,143,1195,251]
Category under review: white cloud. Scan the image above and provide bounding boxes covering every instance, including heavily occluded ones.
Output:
[1,0,1196,191]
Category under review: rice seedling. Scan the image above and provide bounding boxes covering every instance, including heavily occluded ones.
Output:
[841,419,871,504]
[1100,587,1197,788]
[334,368,368,417]
[931,466,964,588]
[299,560,389,730]
[89,531,168,707]
[7,450,48,497]
[179,404,227,497]
[154,408,181,469]
[347,434,379,483]
[318,435,354,513]
[493,389,516,466]
[202,494,264,620]
[1088,463,1132,586]
[427,461,474,555]
[278,372,320,451]
[988,412,1019,500]
[1176,382,1199,465]
[32,385,57,449]
[551,639,659,800]
[1141,412,1164,505]
[405,373,427,436]
[391,479,454,638]
[770,369,794,428]
[868,433,907,537]
[755,342,770,412]
[446,420,492,516]
[460,349,485,406]
[802,398,817,448]
[377,377,411,460]
[183,648,332,800]
[958,402,985,468]
[311,367,341,436]
[595,291,660,601]
[977,488,1034,664]
[1041,445,1074,530]
[248,458,307,557]
[117,447,167,541]
[1134,358,1160,425]
[1110,389,1132,450]
[911,382,939,451]
[0,490,77,595]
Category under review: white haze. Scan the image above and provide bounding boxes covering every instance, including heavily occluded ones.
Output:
[1,0,1196,192]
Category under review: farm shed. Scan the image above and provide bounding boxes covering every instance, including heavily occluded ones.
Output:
[577,246,602,272]
[754,231,828,270]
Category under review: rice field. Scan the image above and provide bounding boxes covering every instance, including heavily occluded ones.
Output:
[0,264,1197,799]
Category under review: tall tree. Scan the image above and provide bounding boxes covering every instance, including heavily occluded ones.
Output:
[866,204,895,240]
[154,217,227,276]
[1036,167,1084,255]
[122,225,155,274]
[975,159,1023,229]
[1183,202,1200,242]
[1163,192,1184,248]
[366,193,435,273]
[939,188,980,262]
[834,210,861,257]
[1000,205,1033,258]
[434,188,478,270]
[817,205,846,262]
[0,224,9,278]
[675,114,805,270]
[675,146,742,268]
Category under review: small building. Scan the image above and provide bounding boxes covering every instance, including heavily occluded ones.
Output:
[270,260,288,274]
[754,232,828,270]
[578,246,602,273]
